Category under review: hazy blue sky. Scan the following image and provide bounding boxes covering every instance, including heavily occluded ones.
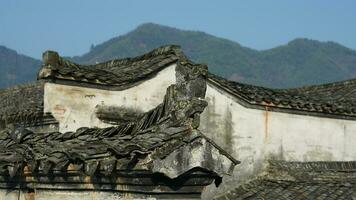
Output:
[1,0,355,59]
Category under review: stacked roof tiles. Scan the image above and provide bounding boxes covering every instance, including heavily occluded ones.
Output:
[215,161,356,200]
[1,45,356,199]
[0,45,239,198]
[38,45,356,119]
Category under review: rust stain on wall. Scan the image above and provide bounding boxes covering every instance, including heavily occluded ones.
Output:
[264,106,269,144]
[24,190,35,200]
[53,105,66,115]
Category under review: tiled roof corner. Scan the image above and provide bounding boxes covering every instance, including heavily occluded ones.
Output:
[215,160,356,200]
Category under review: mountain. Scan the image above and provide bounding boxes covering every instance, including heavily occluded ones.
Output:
[72,23,261,85]
[2,23,356,88]
[72,23,356,88]
[258,39,356,87]
[0,46,41,88]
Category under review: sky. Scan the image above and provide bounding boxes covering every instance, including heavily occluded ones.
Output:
[0,0,356,59]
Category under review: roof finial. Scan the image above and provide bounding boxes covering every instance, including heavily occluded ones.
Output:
[42,50,59,66]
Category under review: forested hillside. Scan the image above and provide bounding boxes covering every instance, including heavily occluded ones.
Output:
[0,46,41,88]
[72,23,356,88]
[2,23,356,88]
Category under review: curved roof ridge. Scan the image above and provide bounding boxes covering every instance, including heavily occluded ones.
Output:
[284,77,356,94]
[0,55,238,178]
[207,73,356,118]
[37,45,186,88]
[42,44,184,70]
[268,160,356,172]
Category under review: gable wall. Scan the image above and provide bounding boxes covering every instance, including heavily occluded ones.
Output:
[43,65,356,198]
[200,83,356,197]
[44,64,176,132]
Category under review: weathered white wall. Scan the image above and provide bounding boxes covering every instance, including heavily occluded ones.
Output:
[44,65,176,132]
[0,189,199,200]
[200,83,356,198]
[45,67,356,163]
[44,64,356,198]
[201,83,356,162]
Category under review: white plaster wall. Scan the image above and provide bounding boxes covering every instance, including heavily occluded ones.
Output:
[200,83,356,198]
[44,65,176,132]
[200,83,356,163]
[0,189,198,200]
[43,64,356,198]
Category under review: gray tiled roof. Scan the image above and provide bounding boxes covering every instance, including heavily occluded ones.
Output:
[39,45,356,119]
[38,45,184,89]
[0,55,238,179]
[0,81,44,123]
[215,161,356,200]
[0,45,189,122]
[208,73,356,118]
[0,122,236,177]
[4,45,356,123]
